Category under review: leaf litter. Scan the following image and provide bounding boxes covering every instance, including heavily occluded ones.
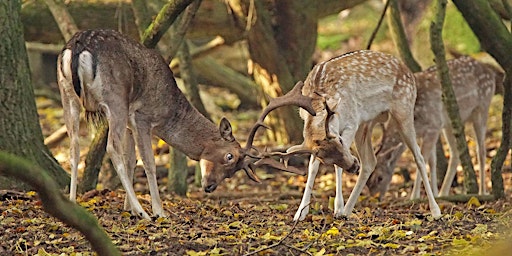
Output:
[0,175,511,255]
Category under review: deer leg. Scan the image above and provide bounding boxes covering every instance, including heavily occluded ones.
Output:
[131,121,166,218]
[342,122,376,217]
[333,165,345,217]
[123,129,136,212]
[294,154,320,221]
[63,97,81,202]
[472,114,488,195]
[57,56,82,202]
[439,127,460,196]
[411,132,440,199]
[104,106,150,220]
[395,117,441,218]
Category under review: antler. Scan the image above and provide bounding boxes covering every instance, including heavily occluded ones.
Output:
[243,81,316,152]
[238,81,316,178]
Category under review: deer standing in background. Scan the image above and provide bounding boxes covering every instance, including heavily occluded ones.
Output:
[279,50,441,221]
[57,29,315,220]
[367,56,502,199]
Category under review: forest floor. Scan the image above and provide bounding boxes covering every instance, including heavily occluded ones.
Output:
[1,93,512,255]
[0,171,511,255]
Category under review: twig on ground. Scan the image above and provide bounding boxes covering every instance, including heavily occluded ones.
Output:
[243,203,311,256]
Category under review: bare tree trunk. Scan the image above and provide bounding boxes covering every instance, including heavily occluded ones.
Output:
[430,0,478,194]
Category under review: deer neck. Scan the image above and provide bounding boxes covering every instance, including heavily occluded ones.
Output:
[154,101,220,161]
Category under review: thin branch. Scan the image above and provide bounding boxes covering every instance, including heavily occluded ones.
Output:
[366,0,390,50]
[243,202,311,256]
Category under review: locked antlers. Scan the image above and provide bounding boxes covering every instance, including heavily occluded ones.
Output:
[237,81,316,179]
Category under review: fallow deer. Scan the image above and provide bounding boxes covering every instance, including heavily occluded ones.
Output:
[278,50,441,221]
[367,56,502,199]
[57,29,315,220]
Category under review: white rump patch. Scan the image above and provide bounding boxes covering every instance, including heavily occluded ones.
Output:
[78,51,95,87]
[61,49,73,81]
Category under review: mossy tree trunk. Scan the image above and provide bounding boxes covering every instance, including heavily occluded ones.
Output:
[430,0,478,194]
[452,0,512,199]
[0,0,69,190]
[0,152,120,255]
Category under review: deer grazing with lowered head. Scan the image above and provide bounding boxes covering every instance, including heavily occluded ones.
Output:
[275,50,441,221]
[366,56,502,199]
[57,29,315,220]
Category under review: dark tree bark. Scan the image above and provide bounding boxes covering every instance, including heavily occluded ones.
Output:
[0,0,69,190]
[452,0,512,199]
[430,0,478,194]
[0,152,120,255]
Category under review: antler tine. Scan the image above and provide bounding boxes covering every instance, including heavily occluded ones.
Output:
[243,81,316,151]
[253,158,307,175]
[323,98,338,139]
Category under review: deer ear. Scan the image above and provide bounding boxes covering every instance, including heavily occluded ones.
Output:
[219,117,235,142]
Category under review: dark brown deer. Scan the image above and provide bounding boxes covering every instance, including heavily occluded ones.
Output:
[279,50,441,221]
[367,56,502,199]
[57,29,315,220]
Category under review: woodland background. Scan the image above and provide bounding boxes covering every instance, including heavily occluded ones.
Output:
[1,0,512,255]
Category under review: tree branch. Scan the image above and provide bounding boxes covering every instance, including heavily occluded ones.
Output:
[141,0,194,49]
[0,152,120,255]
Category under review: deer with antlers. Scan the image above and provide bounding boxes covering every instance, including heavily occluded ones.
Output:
[366,56,502,199]
[57,29,315,220]
[278,50,441,221]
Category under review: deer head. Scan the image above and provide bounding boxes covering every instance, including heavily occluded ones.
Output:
[200,81,316,192]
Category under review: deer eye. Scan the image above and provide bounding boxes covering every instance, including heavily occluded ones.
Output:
[225,153,234,162]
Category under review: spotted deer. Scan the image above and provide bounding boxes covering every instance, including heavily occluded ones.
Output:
[366,56,502,199]
[57,29,315,220]
[277,50,441,221]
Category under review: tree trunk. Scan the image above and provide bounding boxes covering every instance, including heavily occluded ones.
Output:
[0,0,69,190]
[430,0,478,194]
[452,0,512,199]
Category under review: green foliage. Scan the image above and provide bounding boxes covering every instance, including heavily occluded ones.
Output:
[443,3,481,54]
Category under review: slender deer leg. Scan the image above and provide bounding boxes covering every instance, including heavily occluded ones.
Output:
[104,106,150,220]
[294,155,320,221]
[472,112,489,195]
[411,131,440,199]
[394,117,441,218]
[439,127,460,196]
[57,53,81,202]
[333,165,345,217]
[63,97,81,202]
[132,121,166,217]
[123,129,136,211]
[343,122,377,217]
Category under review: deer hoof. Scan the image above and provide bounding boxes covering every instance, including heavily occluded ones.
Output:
[293,205,310,221]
